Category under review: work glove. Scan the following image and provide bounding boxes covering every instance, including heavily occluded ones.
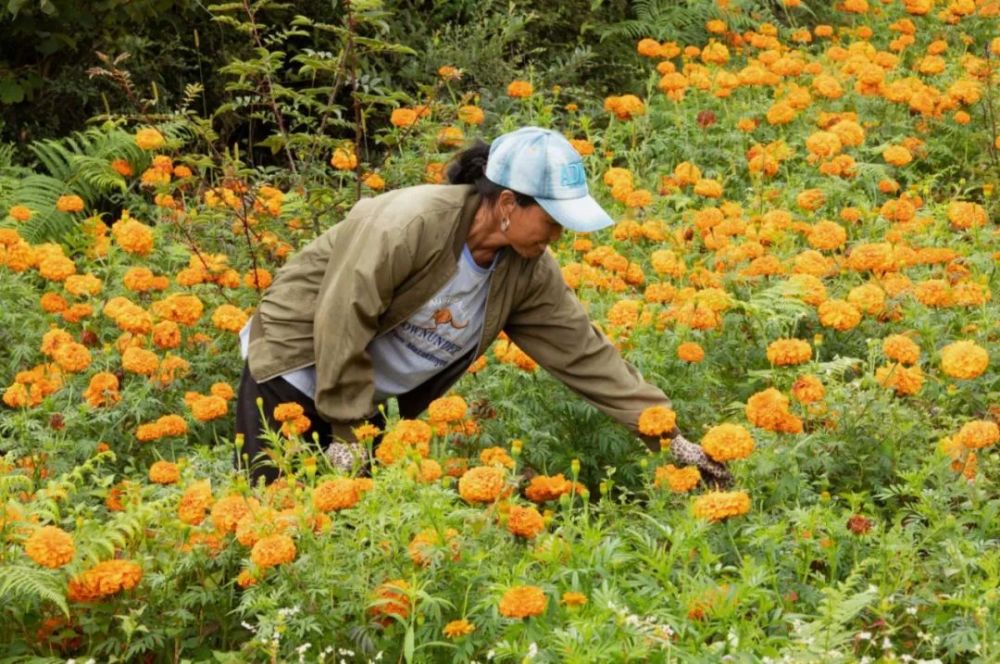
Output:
[669,433,732,487]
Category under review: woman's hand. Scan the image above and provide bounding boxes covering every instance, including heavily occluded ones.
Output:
[669,433,732,487]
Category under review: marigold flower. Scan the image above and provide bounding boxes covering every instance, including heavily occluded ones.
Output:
[178,480,213,525]
[638,405,677,437]
[766,339,812,366]
[676,341,705,363]
[457,105,484,125]
[791,374,825,403]
[409,527,460,566]
[149,460,180,484]
[701,423,755,462]
[954,421,999,450]
[428,395,467,424]
[507,80,533,98]
[369,579,411,624]
[55,195,84,213]
[25,525,75,568]
[67,560,142,602]
[111,216,154,255]
[458,466,505,504]
[121,346,159,375]
[817,300,861,331]
[745,388,802,433]
[654,464,701,492]
[83,372,120,408]
[524,474,581,502]
[883,334,920,365]
[53,342,91,373]
[251,533,296,569]
[692,490,751,522]
[330,147,358,170]
[190,395,228,422]
[443,618,475,638]
[135,127,165,150]
[875,363,924,396]
[499,585,547,618]
[939,340,988,380]
[211,304,249,333]
[561,591,588,607]
[313,478,361,512]
[390,108,418,127]
[604,94,646,120]
[8,204,32,222]
[506,504,545,539]
[479,446,515,469]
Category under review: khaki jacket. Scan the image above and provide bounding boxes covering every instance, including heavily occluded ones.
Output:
[246,184,670,448]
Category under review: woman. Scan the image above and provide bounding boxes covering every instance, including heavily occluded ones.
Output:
[235,126,729,485]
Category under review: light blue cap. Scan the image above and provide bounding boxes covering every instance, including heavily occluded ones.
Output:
[485,126,613,233]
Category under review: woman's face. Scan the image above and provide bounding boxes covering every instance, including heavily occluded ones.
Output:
[500,193,564,259]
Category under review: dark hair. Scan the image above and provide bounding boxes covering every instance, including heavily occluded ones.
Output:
[445,139,537,207]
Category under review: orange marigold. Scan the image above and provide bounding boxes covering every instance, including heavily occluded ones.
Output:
[67,560,142,602]
[692,490,751,522]
[654,464,701,492]
[458,466,505,504]
[149,460,180,484]
[875,363,925,396]
[677,341,705,363]
[766,338,812,366]
[369,579,411,625]
[791,374,825,403]
[177,480,213,525]
[506,504,545,539]
[251,533,296,569]
[638,405,677,437]
[701,423,755,462]
[428,395,467,424]
[312,478,361,512]
[498,585,547,618]
[954,421,999,450]
[443,618,475,638]
[408,527,460,566]
[24,525,75,569]
[190,395,228,422]
[817,299,862,331]
[883,334,920,365]
[507,80,533,98]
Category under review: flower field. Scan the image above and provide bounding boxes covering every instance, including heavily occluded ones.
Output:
[1,1,999,662]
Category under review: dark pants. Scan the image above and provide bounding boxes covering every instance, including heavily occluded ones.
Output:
[234,362,386,485]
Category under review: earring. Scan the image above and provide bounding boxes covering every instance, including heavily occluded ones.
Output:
[500,217,510,232]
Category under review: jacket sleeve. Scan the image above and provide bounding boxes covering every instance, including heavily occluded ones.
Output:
[503,252,674,451]
[311,213,423,429]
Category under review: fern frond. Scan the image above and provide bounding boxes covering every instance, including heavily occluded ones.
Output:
[0,564,68,616]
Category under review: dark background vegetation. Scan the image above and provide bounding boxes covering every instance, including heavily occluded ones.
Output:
[0,0,800,157]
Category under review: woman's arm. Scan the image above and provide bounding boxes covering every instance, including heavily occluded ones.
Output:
[504,252,730,482]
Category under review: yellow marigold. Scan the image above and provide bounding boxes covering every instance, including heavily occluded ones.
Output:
[954,421,999,450]
[603,94,646,120]
[677,341,705,363]
[457,105,485,125]
[352,422,381,440]
[883,334,920,365]
[121,346,159,376]
[807,220,847,250]
[67,560,142,602]
[883,145,913,167]
[791,374,825,403]
[443,618,475,638]
[479,446,515,469]
[766,339,812,366]
[211,304,248,333]
[428,395,467,424]
[654,464,701,492]
[507,504,545,539]
[692,490,751,522]
[701,423,755,462]
[55,195,84,213]
[135,127,165,150]
[251,533,296,569]
[875,363,925,396]
[498,585,547,618]
[148,460,180,485]
[561,591,588,607]
[330,147,358,170]
[939,340,988,380]
[847,283,885,316]
[946,201,987,230]
[24,525,75,569]
[177,480,213,525]
[693,178,723,198]
[638,405,677,437]
[111,216,154,256]
[458,466,505,504]
[313,478,361,512]
[817,299,861,331]
[507,80,533,98]
[437,126,464,148]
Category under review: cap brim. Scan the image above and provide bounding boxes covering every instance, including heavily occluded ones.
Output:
[536,194,613,233]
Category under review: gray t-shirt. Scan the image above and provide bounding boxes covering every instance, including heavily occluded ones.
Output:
[239,244,497,402]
